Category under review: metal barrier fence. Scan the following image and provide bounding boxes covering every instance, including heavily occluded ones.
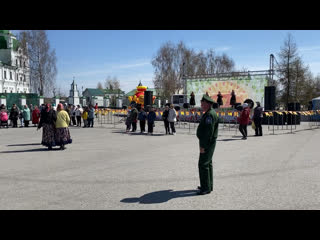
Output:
[3,108,319,134]
[92,109,320,135]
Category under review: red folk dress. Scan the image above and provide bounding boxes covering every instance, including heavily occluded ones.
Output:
[32,108,41,124]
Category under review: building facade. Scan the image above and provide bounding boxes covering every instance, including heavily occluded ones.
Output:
[0,30,31,94]
[68,79,80,106]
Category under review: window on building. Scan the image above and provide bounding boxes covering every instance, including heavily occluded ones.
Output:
[20,76,22,81]
[16,59,18,66]
[4,71,6,79]
[20,60,22,67]
[24,61,26,67]
[10,72,12,80]
[10,90,12,93]
[4,90,7,93]
[24,75,26,82]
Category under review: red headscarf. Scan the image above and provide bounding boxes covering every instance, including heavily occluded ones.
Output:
[57,103,64,111]
[46,103,51,112]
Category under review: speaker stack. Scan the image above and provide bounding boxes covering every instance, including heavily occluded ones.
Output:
[264,86,276,111]
[144,91,153,108]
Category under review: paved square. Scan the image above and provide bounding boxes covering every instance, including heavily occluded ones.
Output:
[0,121,320,209]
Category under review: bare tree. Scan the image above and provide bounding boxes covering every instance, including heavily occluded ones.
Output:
[104,76,120,90]
[151,41,235,100]
[276,33,299,108]
[97,82,104,90]
[18,30,57,97]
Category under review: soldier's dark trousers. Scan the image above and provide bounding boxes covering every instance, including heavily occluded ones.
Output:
[198,142,216,192]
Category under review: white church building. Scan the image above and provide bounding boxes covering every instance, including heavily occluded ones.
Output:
[0,30,31,94]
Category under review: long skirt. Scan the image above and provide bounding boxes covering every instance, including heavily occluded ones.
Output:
[42,123,56,147]
[55,127,72,146]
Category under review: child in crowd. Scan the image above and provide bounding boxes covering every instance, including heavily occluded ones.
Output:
[82,107,88,128]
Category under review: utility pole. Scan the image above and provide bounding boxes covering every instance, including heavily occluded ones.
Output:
[287,54,290,110]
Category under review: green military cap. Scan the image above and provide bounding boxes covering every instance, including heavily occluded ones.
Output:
[201,94,214,104]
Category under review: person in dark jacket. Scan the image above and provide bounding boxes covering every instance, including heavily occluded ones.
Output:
[238,103,250,140]
[217,91,223,108]
[87,105,95,127]
[190,92,196,107]
[38,103,57,150]
[138,107,147,133]
[9,104,19,128]
[162,105,170,134]
[130,104,138,132]
[253,101,263,136]
[230,90,236,108]
[147,106,156,135]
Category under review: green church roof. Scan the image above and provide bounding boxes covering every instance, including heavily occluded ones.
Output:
[0,30,20,51]
[0,30,10,35]
[84,88,105,96]
[0,36,7,49]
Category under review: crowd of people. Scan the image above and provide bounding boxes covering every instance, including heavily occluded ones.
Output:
[1,91,264,146]
[125,103,177,135]
[0,102,103,150]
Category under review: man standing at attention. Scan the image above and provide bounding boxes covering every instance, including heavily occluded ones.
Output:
[196,94,219,195]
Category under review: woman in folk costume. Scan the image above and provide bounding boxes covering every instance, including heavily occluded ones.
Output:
[38,103,57,150]
[32,105,41,127]
[55,103,72,150]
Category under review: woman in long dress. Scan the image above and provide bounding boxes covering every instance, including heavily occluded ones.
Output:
[217,91,223,108]
[32,106,41,127]
[55,103,72,150]
[38,103,57,150]
[230,90,236,108]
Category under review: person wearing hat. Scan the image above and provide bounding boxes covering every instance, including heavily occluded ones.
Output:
[238,103,250,140]
[196,94,219,195]
[253,101,263,136]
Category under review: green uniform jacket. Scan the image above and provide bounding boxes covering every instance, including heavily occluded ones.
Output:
[196,108,219,149]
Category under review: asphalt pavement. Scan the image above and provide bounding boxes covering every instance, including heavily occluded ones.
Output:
[0,121,319,209]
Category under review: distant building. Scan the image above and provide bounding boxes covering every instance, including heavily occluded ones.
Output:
[82,88,105,106]
[0,30,31,94]
[68,79,80,106]
[104,88,125,99]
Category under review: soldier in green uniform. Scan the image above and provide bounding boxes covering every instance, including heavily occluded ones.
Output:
[196,94,219,195]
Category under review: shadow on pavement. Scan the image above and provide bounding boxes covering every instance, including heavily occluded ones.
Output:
[7,143,41,147]
[120,189,198,204]
[217,138,243,142]
[112,131,165,136]
[0,148,61,153]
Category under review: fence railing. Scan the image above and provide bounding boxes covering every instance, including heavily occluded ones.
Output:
[92,108,320,135]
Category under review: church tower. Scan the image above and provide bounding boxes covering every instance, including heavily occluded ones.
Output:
[68,77,80,105]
